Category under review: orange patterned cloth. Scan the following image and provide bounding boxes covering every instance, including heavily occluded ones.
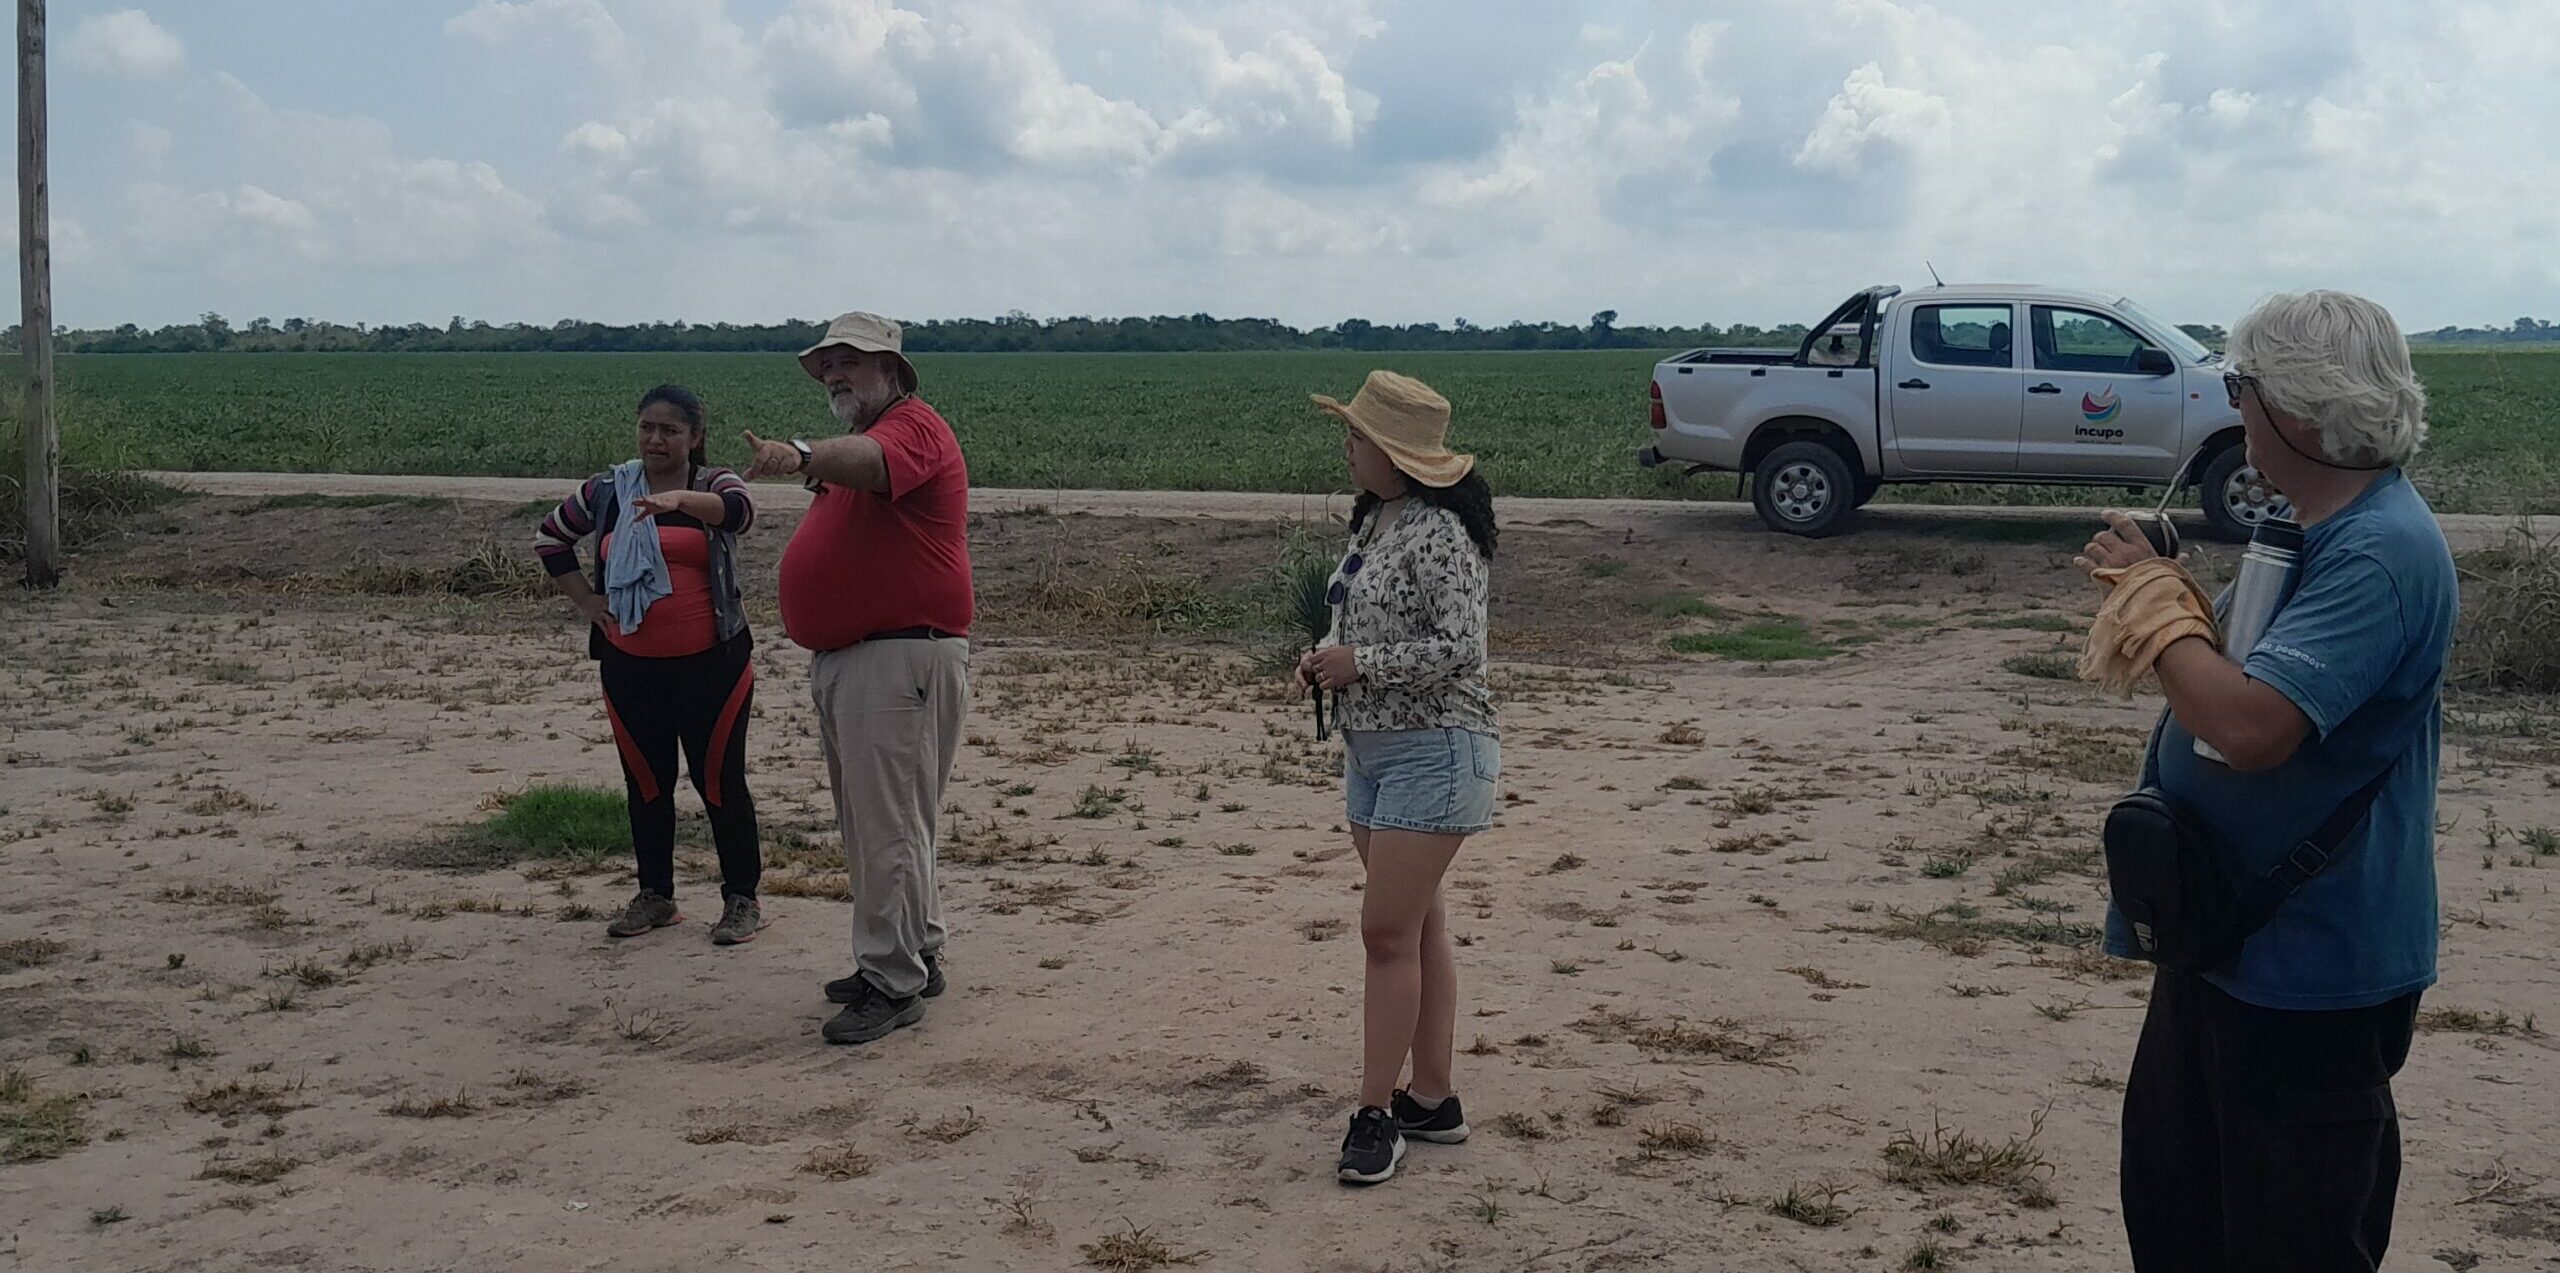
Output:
[2078,558,2222,698]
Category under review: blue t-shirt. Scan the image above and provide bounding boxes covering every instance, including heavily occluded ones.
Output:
[2105,470,2456,1011]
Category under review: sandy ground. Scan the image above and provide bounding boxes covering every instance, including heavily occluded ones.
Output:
[3,490,2556,1273]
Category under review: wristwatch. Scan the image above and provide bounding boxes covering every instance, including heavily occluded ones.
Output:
[789,438,820,491]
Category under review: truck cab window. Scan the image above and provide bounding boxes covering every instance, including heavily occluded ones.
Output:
[2033,306,2156,375]
[1910,305,2012,369]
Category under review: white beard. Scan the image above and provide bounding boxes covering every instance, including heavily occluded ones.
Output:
[831,387,897,430]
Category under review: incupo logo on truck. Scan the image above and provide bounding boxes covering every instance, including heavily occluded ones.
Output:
[2076,386,2125,439]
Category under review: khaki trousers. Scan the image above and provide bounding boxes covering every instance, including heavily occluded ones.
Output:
[810,637,969,1000]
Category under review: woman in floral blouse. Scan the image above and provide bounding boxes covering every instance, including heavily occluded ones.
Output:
[1295,370,1500,1186]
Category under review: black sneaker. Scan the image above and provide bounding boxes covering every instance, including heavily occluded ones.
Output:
[823,955,943,1004]
[1392,1090,1471,1144]
[821,981,925,1046]
[1337,1107,1405,1186]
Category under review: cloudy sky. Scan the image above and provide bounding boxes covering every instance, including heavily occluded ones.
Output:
[29,0,2558,330]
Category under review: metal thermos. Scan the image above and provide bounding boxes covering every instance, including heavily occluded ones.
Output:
[2195,517,2305,762]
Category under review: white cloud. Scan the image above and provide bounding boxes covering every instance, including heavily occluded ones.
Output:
[1163,17,1375,155]
[445,0,629,62]
[125,122,174,170]
[1218,186,1406,257]
[114,75,548,276]
[1793,63,1948,175]
[228,185,318,237]
[65,8,183,78]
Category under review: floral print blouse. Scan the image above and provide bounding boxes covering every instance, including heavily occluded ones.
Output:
[1323,498,1496,736]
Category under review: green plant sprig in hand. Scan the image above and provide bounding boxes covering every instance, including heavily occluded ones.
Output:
[1286,554,1336,739]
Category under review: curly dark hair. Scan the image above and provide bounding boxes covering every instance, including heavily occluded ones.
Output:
[1351,469,1497,560]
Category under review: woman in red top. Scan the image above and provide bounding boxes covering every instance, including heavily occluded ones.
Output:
[534,385,765,946]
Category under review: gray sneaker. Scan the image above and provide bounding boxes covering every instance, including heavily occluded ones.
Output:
[606,891,682,938]
[708,895,763,946]
[821,981,925,1046]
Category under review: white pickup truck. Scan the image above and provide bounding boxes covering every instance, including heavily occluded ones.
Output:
[1638,284,2289,540]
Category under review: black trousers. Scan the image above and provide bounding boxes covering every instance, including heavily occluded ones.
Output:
[599,639,760,900]
[2121,968,2419,1273]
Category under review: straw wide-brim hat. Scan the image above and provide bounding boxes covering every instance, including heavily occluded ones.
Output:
[1311,370,1473,488]
[798,311,919,394]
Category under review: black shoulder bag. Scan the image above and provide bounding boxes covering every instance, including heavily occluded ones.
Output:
[2102,733,2391,975]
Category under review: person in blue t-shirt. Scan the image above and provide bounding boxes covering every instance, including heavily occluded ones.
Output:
[2075,290,2455,1273]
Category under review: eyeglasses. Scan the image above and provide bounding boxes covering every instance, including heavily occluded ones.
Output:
[1325,552,1365,607]
[2223,372,2260,409]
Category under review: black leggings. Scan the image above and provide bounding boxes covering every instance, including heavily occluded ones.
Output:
[600,640,760,900]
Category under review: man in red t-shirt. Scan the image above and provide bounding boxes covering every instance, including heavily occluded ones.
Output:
[743,311,973,1047]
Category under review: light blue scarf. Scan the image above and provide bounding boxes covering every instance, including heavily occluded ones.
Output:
[603,459,671,631]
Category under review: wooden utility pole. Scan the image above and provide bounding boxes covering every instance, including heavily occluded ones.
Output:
[16,0,55,586]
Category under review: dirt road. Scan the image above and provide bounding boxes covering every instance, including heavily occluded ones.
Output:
[142,471,2546,552]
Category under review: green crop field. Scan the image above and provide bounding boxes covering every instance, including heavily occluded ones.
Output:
[31,347,2560,511]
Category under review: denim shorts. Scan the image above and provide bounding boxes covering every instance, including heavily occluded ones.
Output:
[1343,728,1500,836]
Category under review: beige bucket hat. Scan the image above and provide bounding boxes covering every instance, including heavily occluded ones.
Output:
[798,311,919,393]
[1311,370,1473,488]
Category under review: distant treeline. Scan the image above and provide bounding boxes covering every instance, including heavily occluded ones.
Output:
[10,310,1802,355]
[6,310,2546,355]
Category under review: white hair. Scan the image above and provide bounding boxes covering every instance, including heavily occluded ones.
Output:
[2226,290,2427,467]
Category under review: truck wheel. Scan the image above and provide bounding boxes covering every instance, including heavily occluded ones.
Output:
[1752,441,1857,538]
[2198,444,2293,542]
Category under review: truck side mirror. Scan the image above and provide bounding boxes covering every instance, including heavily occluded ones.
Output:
[2134,347,2176,376]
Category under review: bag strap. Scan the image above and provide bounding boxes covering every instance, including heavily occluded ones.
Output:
[2228,760,2395,936]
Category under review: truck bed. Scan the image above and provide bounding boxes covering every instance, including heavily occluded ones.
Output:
[1663,347,1799,366]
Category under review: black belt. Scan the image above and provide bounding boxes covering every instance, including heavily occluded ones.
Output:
[865,626,962,642]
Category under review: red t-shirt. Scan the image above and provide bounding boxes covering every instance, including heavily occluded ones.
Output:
[779,398,974,651]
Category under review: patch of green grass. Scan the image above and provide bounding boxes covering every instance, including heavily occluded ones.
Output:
[1,1068,90,1164]
[465,785,630,862]
[1668,620,1840,663]
[1066,786,1129,820]
[1767,1182,1852,1227]
[1579,556,1628,578]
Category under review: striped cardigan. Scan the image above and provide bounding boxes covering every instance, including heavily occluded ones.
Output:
[535,464,756,657]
